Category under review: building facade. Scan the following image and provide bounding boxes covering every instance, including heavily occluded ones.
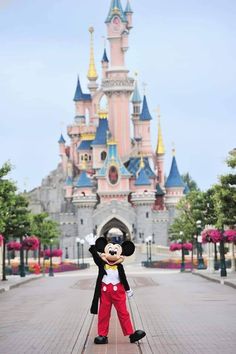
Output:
[28,0,188,259]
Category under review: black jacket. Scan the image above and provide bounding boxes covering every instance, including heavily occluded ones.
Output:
[89,245,130,314]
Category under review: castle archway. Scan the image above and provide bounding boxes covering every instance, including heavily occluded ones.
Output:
[98,217,131,243]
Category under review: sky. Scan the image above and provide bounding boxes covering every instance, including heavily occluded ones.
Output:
[0,0,235,192]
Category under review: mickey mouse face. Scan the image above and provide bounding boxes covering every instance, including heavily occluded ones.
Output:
[101,243,123,265]
[95,237,135,266]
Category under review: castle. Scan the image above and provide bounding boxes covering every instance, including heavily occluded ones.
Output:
[29,0,188,259]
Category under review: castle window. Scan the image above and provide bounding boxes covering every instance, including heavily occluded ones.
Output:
[89,155,92,161]
[84,154,88,161]
[101,151,107,161]
[81,155,84,161]
[80,219,83,225]
[146,212,149,218]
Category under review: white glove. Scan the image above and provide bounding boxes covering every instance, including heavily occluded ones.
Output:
[85,233,97,246]
[126,289,134,298]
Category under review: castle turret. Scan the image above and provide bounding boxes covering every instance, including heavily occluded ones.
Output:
[165,149,185,210]
[155,108,165,187]
[58,134,67,174]
[138,95,152,156]
[73,161,97,241]
[73,76,91,124]
[103,0,134,159]
[132,79,142,142]
[101,48,109,79]
[87,27,98,94]
[124,0,133,30]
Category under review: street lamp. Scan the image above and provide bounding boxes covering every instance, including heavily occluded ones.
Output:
[145,236,152,265]
[76,237,80,268]
[48,238,54,277]
[220,230,227,277]
[179,231,185,272]
[19,235,26,278]
[80,239,85,268]
[196,220,205,269]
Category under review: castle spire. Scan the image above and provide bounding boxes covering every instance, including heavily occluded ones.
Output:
[156,107,165,155]
[132,79,142,103]
[140,95,152,121]
[87,27,98,81]
[105,0,127,23]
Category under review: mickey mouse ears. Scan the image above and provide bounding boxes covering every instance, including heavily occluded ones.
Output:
[95,237,107,252]
[121,241,135,256]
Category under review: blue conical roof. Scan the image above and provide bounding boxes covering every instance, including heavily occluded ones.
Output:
[102,49,109,63]
[73,77,91,102]
[135,168,151,186]
[58,134,66,144]
[76,171,93,188]
[140,95,152,121]
[92,118,109,145]
[125,0,133,13]
[105,0,127,23]
[132,81,142,103]
[127,157,156,178]
[165,156,185,188]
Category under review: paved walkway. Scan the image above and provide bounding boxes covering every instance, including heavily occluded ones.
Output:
[0,266,236,353]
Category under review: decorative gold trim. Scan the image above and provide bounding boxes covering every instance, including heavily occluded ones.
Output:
[80,133,95,141]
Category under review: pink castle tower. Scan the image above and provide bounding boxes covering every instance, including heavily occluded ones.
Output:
[102,0,134,160]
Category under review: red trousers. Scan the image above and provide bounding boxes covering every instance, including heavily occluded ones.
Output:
[98,282,134,336]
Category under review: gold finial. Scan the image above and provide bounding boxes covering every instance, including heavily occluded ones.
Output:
[87,26,98,81]
[80,133,95,141]
[140,154,145,169]
[142,82,147,95]
[98,108,108,119]
[172,142,176,156]
[155,106,165,155]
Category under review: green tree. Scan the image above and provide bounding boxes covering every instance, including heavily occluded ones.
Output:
[169,190,206,241]
[181,172,199,192]
[30,213,59,249]
[0,163,31,279]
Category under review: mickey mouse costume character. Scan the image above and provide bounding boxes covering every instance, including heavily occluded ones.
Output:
[85,233,146,345]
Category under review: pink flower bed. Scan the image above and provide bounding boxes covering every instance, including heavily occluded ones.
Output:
[202,229,222,243]
[170,243,193,251]
[202,229,236,243]
[22,236,39,250]
[0,234,4,247]
[7,241,22,251]
[43,249,63,257]
[224,230,236,243]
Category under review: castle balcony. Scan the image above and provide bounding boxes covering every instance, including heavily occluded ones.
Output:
[131,191,155,206]
[102,77,134,96]
[67,124,96,138]
[72,194,97,208]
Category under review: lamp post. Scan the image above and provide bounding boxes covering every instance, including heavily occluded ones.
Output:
[196,220,205,269]
[145,237,149,265]
[80,239,85,268]
[48,238,54,277]
[145,236,152,266]
[76,237,80,268]
[179,231,185,272]
[220,230,227,277]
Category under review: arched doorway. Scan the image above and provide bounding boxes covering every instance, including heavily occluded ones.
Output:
[99,218,131,244]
